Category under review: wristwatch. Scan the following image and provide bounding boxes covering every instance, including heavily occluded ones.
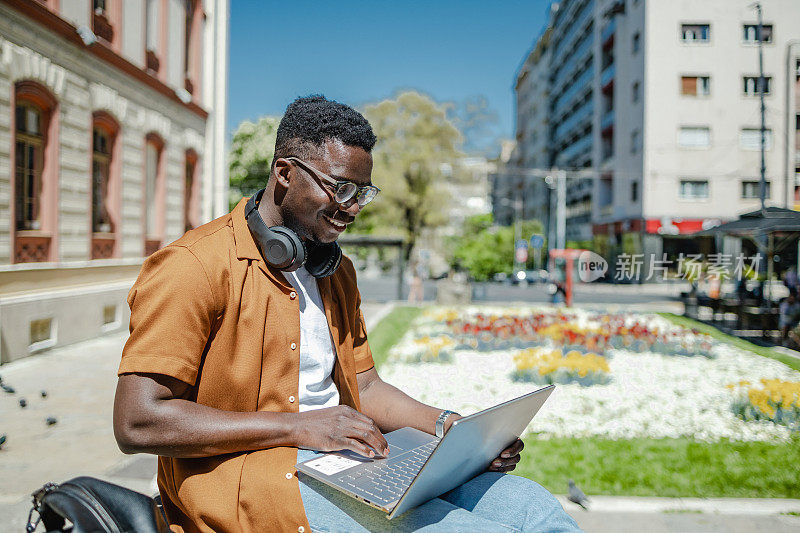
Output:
[435,410,458,438]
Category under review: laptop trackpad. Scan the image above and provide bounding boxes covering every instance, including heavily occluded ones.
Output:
[335,426,436,462]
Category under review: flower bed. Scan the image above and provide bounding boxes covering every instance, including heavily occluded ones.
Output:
[729,379,800,430]
[511,348,610,386]
[381,306,800,442]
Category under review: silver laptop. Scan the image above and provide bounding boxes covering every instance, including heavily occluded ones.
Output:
[296,384,554,519]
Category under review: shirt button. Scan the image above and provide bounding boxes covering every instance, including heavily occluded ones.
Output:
[285,472,292,480]
[298,527,305,533]
[289,395,295,403]
[291,342,297,350]
[290,291,297,299]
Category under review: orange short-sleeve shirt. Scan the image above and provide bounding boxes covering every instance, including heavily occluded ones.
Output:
[118,198,374,533]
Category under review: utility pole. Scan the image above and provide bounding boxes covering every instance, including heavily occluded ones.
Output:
[512,178,524,275]
[756,1,767,215]
[556,170,567,250]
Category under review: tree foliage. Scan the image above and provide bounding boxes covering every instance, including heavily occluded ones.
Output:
[451,214,545,281]
[357,91,463,259]
[228,116,279,209]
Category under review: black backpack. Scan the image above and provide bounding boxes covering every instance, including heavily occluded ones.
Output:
[26,476,171,533]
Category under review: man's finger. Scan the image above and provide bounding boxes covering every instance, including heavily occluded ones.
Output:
[345,422,389,456]
[340,437,378,459]
[500,438,524,458]
[490,453,521,471]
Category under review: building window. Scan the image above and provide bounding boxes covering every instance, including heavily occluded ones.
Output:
[15,103,44,232]
[679,180,709,200]
[92,0,114,44]
[145,0,160,72]
[740,128,773,150]
[632,32,640,53]
[743,76,772,96]
[681,24,710,42]
[632,81,640,102]
[92,128,113,234]
[678,126,710,148]
[184,150,198,232]
[631,181,639,202]
[91,112,120,259]
[631,129,641,154]
[184,0,196,93]
[144,134,165,255]
[14,81,57,264]
[743,24,773,43]
[681,76,710,96]
[741,180,770,199]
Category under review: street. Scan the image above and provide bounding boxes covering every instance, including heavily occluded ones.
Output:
[357,275,686,311]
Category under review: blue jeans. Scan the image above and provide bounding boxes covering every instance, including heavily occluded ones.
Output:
[297,450,582,532]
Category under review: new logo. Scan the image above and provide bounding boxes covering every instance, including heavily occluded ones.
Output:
[578,251,608,282]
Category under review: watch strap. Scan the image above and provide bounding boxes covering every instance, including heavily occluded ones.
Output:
[435,410,456,438]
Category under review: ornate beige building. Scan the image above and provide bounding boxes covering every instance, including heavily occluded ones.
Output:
[0,0,229,362]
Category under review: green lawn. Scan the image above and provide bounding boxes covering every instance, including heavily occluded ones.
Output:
[658,312,800,372]
[516,436,800,498]
[369,306,423,368]
[369,307,800,498]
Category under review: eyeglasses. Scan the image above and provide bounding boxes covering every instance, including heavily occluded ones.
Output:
[287,157,380,207]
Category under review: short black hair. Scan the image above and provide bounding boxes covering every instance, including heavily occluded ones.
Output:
[274,95,376,163]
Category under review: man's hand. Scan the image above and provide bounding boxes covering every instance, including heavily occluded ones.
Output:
[441,415,523,472]
[295,405,389,459]
[488,438,524,472]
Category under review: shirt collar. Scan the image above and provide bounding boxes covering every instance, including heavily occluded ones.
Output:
[231,196,315,292]
[232,196,264,261]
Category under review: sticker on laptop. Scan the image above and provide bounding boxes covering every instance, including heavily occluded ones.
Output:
[303,454,363,476]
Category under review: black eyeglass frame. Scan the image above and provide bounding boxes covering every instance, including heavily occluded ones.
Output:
[286,156,380,207]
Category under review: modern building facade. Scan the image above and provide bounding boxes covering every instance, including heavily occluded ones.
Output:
[0,0,229,363]
[510,0,800,268]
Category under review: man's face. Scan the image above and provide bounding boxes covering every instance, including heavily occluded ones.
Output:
[280,139,374,244]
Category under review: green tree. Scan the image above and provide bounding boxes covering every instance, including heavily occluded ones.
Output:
[358,91,462,260]
[451,215,544,281]
[228,116,279,209]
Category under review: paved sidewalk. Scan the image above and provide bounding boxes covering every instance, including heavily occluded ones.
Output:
[2,306,799,532]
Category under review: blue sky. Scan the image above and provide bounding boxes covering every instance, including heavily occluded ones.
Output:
[228,0,551,150]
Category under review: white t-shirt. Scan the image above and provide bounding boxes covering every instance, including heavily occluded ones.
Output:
[282,266,341,412]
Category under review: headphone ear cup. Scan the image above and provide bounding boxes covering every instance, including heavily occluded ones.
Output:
[305,241,342,278]
[244,189,306,271]
[263,226,306,271]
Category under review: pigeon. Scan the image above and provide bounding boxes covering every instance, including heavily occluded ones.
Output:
[40,390,48,398]
[19,398,27,408]
[1,383,15,394]
[46,416,57,426]
[568,479,590,510]
[0,434,6,449]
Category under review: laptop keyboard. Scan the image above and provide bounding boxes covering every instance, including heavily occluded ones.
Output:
[337,440,438,503]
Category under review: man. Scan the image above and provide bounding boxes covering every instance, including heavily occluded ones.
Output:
[114,96,579,532]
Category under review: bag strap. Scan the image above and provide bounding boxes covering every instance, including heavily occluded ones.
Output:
[27,482,63,532]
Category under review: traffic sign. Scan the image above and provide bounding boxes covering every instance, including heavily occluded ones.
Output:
[530,234,545,249]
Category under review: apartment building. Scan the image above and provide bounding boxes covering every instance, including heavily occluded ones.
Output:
[0,0,229,362]
[510,0,800,266]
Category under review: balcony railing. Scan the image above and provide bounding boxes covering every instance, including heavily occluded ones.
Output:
[601,18,616,44]
[554,99,594,143]
[601,109,615,131]
[601,63,615,88]
[553,66,594,115]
